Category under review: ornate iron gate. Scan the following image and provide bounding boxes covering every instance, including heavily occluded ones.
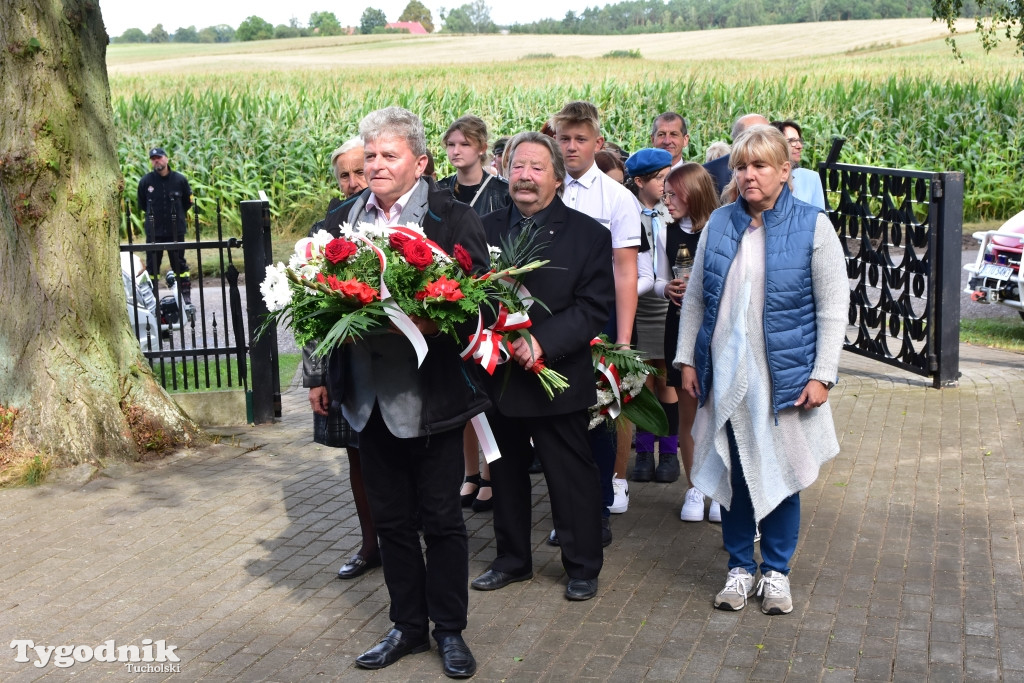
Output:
[120,194,280,422]
[820,139,963,387]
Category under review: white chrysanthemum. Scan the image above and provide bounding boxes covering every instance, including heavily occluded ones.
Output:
[260,263,292,312]
[621,372,646,396]
[297,264,320,280]
[357,222,391,240]
[488,245,503,257]
[588,414,605,430]
[311,230,334,253]
[595,388,614,406]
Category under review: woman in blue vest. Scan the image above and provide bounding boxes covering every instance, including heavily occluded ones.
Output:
[674,125,849,615]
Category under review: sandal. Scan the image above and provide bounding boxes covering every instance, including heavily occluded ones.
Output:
[460,473,481,507]
[471,478,493,513]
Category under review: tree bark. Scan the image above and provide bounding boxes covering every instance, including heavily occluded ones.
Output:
[0,0,198,466]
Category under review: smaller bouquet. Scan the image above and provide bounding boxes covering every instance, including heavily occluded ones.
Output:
[470,229,569,399]
[588,336,668,434]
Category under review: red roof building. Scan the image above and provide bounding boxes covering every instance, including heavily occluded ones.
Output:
[385,21,428,34]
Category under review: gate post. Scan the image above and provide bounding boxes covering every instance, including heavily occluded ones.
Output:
[241,197,281,423]
[930,172,964,388]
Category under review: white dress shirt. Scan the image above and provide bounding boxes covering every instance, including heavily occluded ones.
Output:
[562,163,642,249]
[365,182,420,227]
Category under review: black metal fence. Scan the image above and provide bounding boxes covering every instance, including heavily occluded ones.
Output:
[821,139,963,387]
[120,195,280,422]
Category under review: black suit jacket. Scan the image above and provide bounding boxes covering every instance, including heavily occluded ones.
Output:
[481,196,614,417]
[703,154,732,198]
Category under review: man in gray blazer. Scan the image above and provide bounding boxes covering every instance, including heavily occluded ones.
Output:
[329,107,490,679]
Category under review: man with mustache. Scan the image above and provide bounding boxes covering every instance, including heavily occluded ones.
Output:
[470,131,614,602]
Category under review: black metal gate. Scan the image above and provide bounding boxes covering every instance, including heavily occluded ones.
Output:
[120,194,280,422]
[821,139,963,387]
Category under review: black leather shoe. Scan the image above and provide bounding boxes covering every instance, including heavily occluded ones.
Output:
[471,568,533,591]
[435,633,477,678]
[527,454,543,474]
[565,578,598,601]
[337,554,381,580]
[470,478,493,513]
[355,628,429,669]
[547,529,560,546]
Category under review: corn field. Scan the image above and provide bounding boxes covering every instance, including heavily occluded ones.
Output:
[111,59,1023,234]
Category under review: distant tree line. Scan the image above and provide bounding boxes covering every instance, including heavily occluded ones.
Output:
[110,1,439,43]
[508,0,943,34]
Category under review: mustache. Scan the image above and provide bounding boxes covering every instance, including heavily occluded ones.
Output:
[511,180,539,193]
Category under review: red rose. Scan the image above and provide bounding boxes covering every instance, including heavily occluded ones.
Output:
[324,237,357,264]
[453,243,474,273]
[389,233,412,251]
[417,275,464,302]
[403,239,434,270]
[338,278,379,305]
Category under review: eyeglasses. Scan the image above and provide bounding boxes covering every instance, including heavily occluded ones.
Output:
[786,137,804,146]
[662,191,676,200]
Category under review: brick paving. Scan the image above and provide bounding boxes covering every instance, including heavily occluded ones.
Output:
[1,343,1022,681]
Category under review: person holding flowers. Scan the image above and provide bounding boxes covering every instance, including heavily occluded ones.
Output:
[470,131,615,602]
[329,107,489,679]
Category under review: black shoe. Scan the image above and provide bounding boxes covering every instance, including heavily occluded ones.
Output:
[354,628,429,669]
[461,473,481,508]
[566,578,598,601]
[527,455,543,474]
[337,553,381,580]
[654,452,681,483]
[470,478,493,513]
[471,568,533,591]
[632,451,655,482]
[435,633,477,678]
[548,523,611,548]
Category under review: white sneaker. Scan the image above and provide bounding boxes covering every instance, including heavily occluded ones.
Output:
[610,478,629,514]
[714,567,755,611]
[680,487,705,522]
[757,570,793,614]
[708,500,722,523]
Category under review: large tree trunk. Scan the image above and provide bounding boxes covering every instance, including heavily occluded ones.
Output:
[0,0,198,466]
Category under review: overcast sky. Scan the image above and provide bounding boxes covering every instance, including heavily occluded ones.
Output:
[97,0,593,36]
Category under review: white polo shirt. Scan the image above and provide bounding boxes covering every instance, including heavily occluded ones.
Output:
[562,163,642,249]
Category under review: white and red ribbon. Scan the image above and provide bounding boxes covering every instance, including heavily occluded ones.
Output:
[349,231,428,367]
[471,413,502,463]
[592,338,622,419]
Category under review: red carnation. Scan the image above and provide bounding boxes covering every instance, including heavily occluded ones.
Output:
[338,278,379,305]
[416,275,464,303]
[324,237,358,264]
[453,243,473,273]
[403,239,434,270]
[389,233,412,251]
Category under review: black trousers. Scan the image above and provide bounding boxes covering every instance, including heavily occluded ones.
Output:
[358,406,468,638]
[146,230,188,278]
[486,408,603,580]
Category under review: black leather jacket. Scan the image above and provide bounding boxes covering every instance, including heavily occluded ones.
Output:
[437,173,511,216]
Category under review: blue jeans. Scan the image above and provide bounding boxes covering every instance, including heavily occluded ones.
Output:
[721,422,800,576]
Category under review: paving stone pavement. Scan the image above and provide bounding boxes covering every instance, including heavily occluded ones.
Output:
[2,344,1022,682]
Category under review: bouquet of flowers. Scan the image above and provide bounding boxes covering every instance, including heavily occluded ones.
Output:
[588,336,668,434]
[259,223,549,370]
[469,229,569,399]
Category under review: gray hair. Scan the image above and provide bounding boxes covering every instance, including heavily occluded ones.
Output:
[504,131,566,191]
[329,137,363,180]
[731,113,769,140]
[650,111,688,139]
[358,107,427,158]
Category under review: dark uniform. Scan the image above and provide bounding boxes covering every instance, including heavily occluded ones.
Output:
[137,158,193,300]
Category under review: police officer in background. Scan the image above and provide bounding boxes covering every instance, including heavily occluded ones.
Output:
[137,147,194,305]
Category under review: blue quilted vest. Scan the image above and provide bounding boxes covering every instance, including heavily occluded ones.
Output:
[693,185,823,415]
